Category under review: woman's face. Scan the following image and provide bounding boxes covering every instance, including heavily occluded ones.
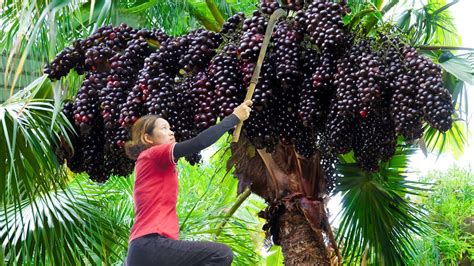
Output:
[144,118,175,145]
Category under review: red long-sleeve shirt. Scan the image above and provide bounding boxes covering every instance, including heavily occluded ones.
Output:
[129,143,179,243]
[128,114,241,244]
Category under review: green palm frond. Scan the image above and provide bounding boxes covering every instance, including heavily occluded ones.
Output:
[423,120,467,159]
[99,174,135,230]
[215,0,258,18]
[347,0,377,15]
[437,52,474,86]
[336,147,429,265]
[116,0,202,35]
[346,0,461,53]
[1,0,86,88]
[0,175,128,266]
[424,0,461,46]
[394,0,461,47]
[0,75,74,205]
[260,245,284,266]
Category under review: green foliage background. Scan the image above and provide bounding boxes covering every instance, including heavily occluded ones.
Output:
[409,167,473,266]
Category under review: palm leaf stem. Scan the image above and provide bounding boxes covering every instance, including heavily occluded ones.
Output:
[214,187,251,238]
[431,0,459,17]
[205,0,225,27]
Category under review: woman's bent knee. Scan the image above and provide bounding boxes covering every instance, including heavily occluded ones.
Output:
[223,246,233,263]
[215,244,233,265]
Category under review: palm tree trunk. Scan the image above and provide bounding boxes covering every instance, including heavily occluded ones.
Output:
[230,136,338,265]
[278,208,331,266]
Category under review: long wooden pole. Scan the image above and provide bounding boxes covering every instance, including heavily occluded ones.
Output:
[232,9,286,143]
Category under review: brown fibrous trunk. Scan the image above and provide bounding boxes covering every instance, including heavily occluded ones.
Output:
[229,136,340,265]
[279,208,331,266]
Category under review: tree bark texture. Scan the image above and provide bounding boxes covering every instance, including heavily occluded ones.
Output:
[279,209,330,266]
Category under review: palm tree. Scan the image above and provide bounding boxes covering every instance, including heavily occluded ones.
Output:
[1,0,473,265]
[227,1,472,264]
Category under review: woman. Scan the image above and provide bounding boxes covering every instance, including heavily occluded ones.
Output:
[124,100,253,266]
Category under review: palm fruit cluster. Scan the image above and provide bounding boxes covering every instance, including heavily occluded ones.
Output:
[49,0,454,186]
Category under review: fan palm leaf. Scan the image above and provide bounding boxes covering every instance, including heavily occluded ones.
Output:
[0,75,74,205]
[0,174,128,266]
[336,147,430,265]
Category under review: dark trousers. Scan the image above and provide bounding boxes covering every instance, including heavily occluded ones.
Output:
[125,233,233,266]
